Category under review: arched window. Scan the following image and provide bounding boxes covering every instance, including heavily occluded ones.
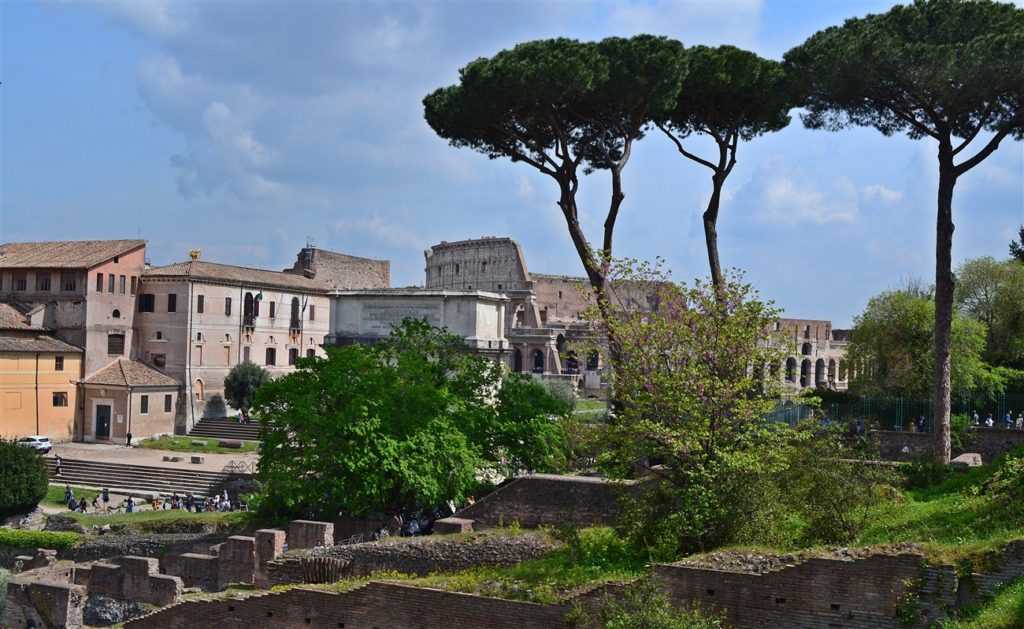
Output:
[512,349,523,373]
[815,359,826,387]
[839,360,848,381]
[801,342,812,356]
[194,379,205,402]
[556,334,566,353]
[800,359,811,388]
[111,309,121,319]
[785,358,797,382]
[586,351,600,371]
[828,359,837,386]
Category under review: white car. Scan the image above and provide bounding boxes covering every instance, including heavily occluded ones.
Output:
[15,436,52,454]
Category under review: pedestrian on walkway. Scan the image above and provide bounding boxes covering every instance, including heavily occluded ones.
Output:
[126,432,133,447]
[54,455,62,477]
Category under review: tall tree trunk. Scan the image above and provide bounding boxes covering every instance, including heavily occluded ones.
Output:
[934,141,957,463]
[704,174,725,289]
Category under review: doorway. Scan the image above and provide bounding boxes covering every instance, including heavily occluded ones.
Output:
[95,404,112,440]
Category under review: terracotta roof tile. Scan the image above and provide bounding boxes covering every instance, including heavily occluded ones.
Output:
[0,333,82,353]
[144,260,328,293]
[0,240,145,269]
[0,303,36,330]
[82,358,178,388]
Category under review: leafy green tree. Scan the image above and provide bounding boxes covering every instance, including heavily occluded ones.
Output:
[0,440,49,519]
[491,374,572,473]
[847,288,988,399]
[223,361,271,416]
[1011,226,1024,263]
[657,45,796,287]
[424,36,684,361]
[955,256,1024,368]
[253,319,568,519]
[591,262,789,555]
[785,0,1024,461]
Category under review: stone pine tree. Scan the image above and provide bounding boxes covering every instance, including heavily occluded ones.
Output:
[424,36,684,361]
[785,0,1023,462]
[657,45,796,288]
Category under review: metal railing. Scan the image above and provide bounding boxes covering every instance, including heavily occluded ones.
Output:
[223,460,257,475]
[767,392,1024,432]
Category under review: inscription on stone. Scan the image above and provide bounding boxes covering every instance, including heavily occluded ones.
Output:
[363,303,441,333]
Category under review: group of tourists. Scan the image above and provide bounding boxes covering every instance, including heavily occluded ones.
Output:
[64,484,114,513]
[971,410,1024,429]
[61,484,245,515]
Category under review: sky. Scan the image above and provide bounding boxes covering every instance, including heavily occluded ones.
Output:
[0,1,1021,328]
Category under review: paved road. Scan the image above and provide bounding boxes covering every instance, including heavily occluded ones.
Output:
[49,441,259,473]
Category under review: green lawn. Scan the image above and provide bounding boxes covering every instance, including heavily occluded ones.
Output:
[573,399,608,420]
[940,576,1024,628]
[136,435,259,454]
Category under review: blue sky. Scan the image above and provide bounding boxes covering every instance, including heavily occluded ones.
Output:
[1,1,1021,327]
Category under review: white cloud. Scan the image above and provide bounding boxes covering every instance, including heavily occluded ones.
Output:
[605,1,764,47]
[332,208,425,250]
[740,159,860,225]
[862,184,903,205]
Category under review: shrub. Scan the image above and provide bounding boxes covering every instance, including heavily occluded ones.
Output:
[782,424,901,545]
[568,578,725,629]
[951,413,976,452]
[0,440,49,519]
[986,447,1024,516]
[0,528,80,549]
[0,567,10,608]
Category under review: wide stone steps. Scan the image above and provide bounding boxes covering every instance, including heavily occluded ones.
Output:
[48,458,228,498]
[188,418,261,441]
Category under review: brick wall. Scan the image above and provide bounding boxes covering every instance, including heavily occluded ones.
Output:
[125,582,569,629]
[1,580,86,629]
[876,427,1024,462]
[453,473,637,528]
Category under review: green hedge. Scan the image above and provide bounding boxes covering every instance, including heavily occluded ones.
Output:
[0,528,80,550]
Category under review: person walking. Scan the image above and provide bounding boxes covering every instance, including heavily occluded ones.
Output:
[126,432,133,447]
[54,455,62,477]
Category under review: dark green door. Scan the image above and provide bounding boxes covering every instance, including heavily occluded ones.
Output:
[96,405,111,439]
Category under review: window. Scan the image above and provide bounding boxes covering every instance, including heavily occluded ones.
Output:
[288,348,298,365]
[13,273,27,291]
[558,290,563,299]
[196,332,204,342]
[482,261,487,272]
[119,275,126,295]
[265,347,276,366]
[194,379,205,401]
[164,394,173,413]
[309,305,315,321]
[52,392,68,407]
[61,273,77,292]
[455,263,460,275]
[96,273,104,293]
[138,294,155,312]
[112,309,121,319]
[225,297,232,316]
[269,302,276,319]
[108,274,115,293]
[140,395,149,414]
[155,331,163,340]
[197,295,205,313]
[306,349,316,358]
[243,346,251,362]
[130,276,137,295]
[108,334,126,355]
[36,274,51,292]
[167,294,177,312]
[54,356,64,371]
[290,297,300,329]
[153,354,166,367]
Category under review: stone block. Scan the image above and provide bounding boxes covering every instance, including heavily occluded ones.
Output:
[88,563,124,597]
[147,574,184,606]
[73,565,92,587]
[119,556,160,577]
[218,536,256,588]
[218,440,243,449]
[254,529,287,589]
[288,520,334,551]
[433,517,475,535]
[191,455,206,464]
[178,553,219,591]
[952,453,983,467]
[1,580,86,629]
[191,440,207,446]
[162,455,184,462]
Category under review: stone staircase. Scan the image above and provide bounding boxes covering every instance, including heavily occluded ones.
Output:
[187,418,261,441]
[48,458,228,498]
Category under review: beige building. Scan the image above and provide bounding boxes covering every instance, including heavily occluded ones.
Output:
[326,289,508,359]
[0,239,146,378]
[79,359,179,442]
[0,304,83,441]
[137,256,331,432]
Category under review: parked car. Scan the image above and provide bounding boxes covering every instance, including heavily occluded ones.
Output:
[15,436,52,454]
